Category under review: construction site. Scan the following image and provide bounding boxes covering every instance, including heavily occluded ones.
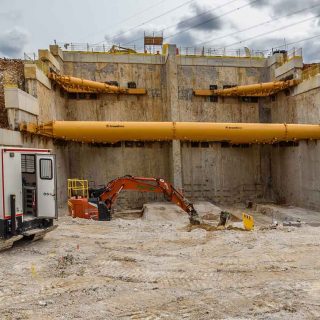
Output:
[1,34,320,318]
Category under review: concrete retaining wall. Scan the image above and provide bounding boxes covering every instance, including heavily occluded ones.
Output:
[271,87,320,209]
[68,142,171,210]
[3,48,320,212]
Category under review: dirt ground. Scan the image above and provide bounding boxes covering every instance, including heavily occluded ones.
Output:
[1,202,320,320]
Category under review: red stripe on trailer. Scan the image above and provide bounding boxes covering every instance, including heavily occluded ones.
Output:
[4,214,23,219]
[2,148,50,153]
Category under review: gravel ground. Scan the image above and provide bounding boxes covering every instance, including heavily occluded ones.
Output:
[0,203,320,319]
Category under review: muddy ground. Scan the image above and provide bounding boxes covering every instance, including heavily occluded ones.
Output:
[0,202,320,319]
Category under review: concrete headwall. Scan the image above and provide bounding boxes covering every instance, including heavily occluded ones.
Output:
[46,48,272,207]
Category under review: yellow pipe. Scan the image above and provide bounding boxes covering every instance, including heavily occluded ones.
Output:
[20,121,320,144]
[194,80,300,97]
[48,73,147,95]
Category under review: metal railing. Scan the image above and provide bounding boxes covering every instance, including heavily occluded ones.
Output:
[55,42,267,58]
[67,179,89,198]
[285,47,302,62]
[57,42,145,53]
[23,52,37,61]
[177,47,266,58]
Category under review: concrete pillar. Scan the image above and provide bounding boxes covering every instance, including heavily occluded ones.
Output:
[165,44,183,190]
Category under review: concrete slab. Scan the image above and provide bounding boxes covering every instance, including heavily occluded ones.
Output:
[38,49,61,71]
[142,201,223,224]
[178,56,266,68]
[0,128,23,146]
[4,87,39,115]
[24,64,51,89]
[275,57,303,79]
[63,52,165,64]
[143,202,188,223]
[49,45,64,60]
[293,74,320,96]
[255,204,320,226]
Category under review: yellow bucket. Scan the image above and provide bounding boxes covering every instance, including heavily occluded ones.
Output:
[242,213,254,231]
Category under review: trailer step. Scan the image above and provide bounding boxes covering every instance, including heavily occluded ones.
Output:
[0,225,58,251]
[22,225,58,241]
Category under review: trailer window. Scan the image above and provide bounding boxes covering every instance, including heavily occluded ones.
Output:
[21,154,35,174]
[40,159,53,180]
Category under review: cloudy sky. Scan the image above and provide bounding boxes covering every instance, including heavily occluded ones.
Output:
[0,0,319,62]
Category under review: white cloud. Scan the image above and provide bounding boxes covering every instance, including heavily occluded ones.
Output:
[0,27,30,57]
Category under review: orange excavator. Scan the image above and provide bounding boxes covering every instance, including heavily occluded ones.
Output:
[68,176,202,225]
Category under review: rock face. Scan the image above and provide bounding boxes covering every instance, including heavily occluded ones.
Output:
[0,59,25,129]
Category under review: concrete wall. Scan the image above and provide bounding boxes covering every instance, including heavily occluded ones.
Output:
[68,142,171,210]
[61,49,272,207]
[4,48,320,212]
[175,59,270,203]
[271,87,320,209]
[181,143,270,203]
[64,62,167,121]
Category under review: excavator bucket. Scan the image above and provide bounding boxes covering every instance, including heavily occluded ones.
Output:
[242,213,254,231]
[189,211,202,225]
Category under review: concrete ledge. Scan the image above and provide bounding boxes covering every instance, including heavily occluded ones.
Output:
[6,110,37,130]
[39,49,61,71]
[24,64,52,89]
[0,128,23,146]
[266,53,282,67]
[293,74,320,96]
[63,52,165,64]
[4,87,39,115]
[275,57,303,79]
[177,56,266,68]
[49,45,64,60]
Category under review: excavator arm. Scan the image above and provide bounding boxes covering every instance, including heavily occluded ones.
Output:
[95,176,201,225]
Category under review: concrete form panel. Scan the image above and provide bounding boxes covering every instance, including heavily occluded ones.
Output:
[63,52,164,65]
[178,56,266,68]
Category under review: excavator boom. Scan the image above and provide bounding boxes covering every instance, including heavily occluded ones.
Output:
[68,176,201,225]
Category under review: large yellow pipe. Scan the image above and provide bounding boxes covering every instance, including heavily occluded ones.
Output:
[194,80,300,97]
[20,121,320,144]
[48,73,147,95]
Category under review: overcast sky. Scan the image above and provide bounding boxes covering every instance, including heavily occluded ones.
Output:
[0,0,319,62]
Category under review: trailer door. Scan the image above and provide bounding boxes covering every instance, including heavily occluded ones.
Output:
[36,154,57,218]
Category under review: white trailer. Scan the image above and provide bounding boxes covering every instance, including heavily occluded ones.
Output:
[0,147,57,250]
